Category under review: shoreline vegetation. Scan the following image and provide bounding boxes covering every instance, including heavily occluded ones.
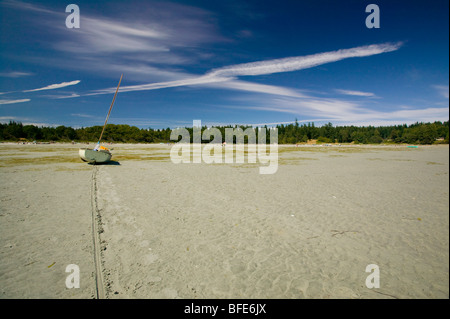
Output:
[1,120,448,145]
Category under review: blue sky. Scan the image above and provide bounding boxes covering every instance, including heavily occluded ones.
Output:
[0,0,448,129]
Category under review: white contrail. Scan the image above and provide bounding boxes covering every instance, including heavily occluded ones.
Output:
[89,42,402,96]
[88,75,230,95]
[207,42,402,77]
[23,80,80,92]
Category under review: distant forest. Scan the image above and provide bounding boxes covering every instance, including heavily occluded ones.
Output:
[0,120,448,145]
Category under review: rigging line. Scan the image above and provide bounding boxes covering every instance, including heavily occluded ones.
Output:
[98,74,123,144]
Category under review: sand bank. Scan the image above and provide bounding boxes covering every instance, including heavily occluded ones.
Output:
[0,143,448,298]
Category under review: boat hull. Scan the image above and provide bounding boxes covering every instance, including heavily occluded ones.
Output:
[79,148,112,163]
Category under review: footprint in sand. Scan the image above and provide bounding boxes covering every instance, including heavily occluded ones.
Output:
[144,253,159,265]
[138,240,149,247]
[162,288,178,299]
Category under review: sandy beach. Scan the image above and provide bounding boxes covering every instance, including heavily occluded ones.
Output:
[0,143,448,299]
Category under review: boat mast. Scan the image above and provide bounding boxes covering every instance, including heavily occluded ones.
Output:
[98,73,123,144]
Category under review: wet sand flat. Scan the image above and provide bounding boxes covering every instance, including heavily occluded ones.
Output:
[0,143,448,298]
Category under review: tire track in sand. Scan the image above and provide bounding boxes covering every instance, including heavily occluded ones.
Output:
[90,165,106,299]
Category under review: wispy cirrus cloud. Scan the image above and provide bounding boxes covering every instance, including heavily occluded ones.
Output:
[3,0,224,82]
[0,116,19,121]
[1,0,53,14]
[433,85,449,99]
[4,0,166,52]
[0,98,30,105]
[88,42,402,96]
[86,75,230,96]
[238,96,360,118]
[57,16,169,54]
[71,113,94,118]
[5,1,401,105]
[43,93,81,99]
[212,80,308,98]
[0,71,34,78]
[90,75,308,98]
[335,89,376,97]
[55,2,222,56]
[229,93,449,126]
[23,80,80,92]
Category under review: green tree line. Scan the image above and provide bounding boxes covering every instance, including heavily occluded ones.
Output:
[0,120,448,145]
[0,122,172,143]
[276,120,449,145]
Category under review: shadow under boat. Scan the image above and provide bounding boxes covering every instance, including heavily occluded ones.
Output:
[87,160,121,166]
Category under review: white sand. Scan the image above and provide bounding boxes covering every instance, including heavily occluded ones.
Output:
[0,143,448,298]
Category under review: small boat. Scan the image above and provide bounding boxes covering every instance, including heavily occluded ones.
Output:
[79,147,112,164]
[79,74,123,164]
